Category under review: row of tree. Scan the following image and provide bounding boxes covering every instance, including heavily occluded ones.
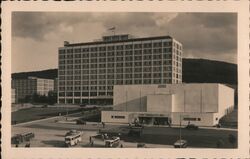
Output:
[19,91,57,105]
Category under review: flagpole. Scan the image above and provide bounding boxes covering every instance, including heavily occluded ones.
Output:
[108,27,116,36]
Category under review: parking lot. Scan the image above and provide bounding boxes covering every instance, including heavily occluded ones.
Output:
[12,114,237,148]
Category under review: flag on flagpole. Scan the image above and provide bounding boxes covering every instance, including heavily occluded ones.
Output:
[108,27,116,31]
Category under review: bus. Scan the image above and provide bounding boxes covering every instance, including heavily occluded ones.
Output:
[105,137,120,147]
[11,132,35,145]
[65,132,82,147]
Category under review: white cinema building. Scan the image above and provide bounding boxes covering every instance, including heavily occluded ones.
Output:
[101,83,234,126]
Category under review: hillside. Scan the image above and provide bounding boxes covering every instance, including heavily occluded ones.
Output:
[12,69,57,80]
[12,58,237,85]
[182,59,237,84]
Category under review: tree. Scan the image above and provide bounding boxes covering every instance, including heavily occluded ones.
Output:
[216,139,224,148]
[228,134,237,147]
[47,91,57,105]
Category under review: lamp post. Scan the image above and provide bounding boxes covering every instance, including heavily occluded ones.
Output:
[179,114,182,141]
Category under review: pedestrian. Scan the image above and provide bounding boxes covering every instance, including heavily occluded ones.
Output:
[25,142,30,147]
[89,136,92,143]
[102,122,105,128]
[120,144,123,148]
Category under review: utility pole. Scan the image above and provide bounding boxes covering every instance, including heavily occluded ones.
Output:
[126,90,128,111]
[179,114,182,141]
[184,90,186,113]
[140,90,142,111]
[200,89,203,113]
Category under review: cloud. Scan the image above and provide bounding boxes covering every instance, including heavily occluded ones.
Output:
[12,12,93,40]
[164,13,237,54]
[11,12,237,72]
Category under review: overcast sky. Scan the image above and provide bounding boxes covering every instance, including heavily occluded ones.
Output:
[12,12,237,73]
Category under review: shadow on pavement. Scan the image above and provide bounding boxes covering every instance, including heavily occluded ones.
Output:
[42,140,65,147]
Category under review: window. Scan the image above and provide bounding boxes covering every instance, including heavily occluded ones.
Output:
[163,41,172,47]
[135,62,142,66]
[82,92,89,96]
[125,62,133,67]
[90,47,98,52]
[143,79,151,84]
[116,45,124,50]
[134,74,142,78]
[91,59,97,63]
[143,67,151,72]
[116,63,123,67]
[134,56,142,61]
[134,44,142,49]
[108,46,115,51]
[74,92,81,96]
[144,49,152,54]
[116,57,123,61]
[125,51,133,56]
[143,43,152,48]
[108,52,115,56]
[116,51,123,56]
[134,50,142,55]
[111,115,125,119]
[183,117,199,121]
[125,74,132,78]
[125,80,132,84]
[125,56,133,61]
[153,42,162,47]
[125,44,133,49]
[125,68,132,72]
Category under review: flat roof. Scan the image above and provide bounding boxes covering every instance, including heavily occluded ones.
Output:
[63,35,173,47]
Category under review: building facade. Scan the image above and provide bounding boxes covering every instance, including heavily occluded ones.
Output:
[11,77,54,102]
[11,88,16,103]
[101,84,235,126]
[58,34,183,105]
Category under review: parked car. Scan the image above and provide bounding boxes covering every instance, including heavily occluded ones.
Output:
[185,124,199,130]
[65,130,78,136]
[173,140,188,148]
[137,143,146,148]
[76,119,86,125]
[215,123,221,128]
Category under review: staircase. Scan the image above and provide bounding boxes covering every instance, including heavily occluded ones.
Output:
[219,109,238,128]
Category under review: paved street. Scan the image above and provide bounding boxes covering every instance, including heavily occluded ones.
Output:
[12,115,237,148]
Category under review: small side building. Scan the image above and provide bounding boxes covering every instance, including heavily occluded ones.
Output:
[11,88,16,103]
[101,84,235,126]
[11,77,54,102]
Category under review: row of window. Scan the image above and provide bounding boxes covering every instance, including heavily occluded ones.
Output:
[59,54,174,64]
[59,42,176,54]
[60,64,175,71]
[59,72,173,81]
[59,92,113,97]
[58,78,177,89]
[59,69,174,75]
[59,63,173,71]
[60,48,173,58]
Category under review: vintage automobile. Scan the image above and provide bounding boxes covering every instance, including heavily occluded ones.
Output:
[185,124,199,130]
[173,139,188,148]
[11,132,35,145]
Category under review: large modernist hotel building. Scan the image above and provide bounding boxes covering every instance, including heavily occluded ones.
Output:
[58,34,183,104]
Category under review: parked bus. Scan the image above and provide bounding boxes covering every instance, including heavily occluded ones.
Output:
[11,132,35,145]
[65,132,82,147]
[105,137,120,147]
[91,134,120,147]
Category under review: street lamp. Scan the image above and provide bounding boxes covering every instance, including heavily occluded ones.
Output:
[179,114,182,141]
